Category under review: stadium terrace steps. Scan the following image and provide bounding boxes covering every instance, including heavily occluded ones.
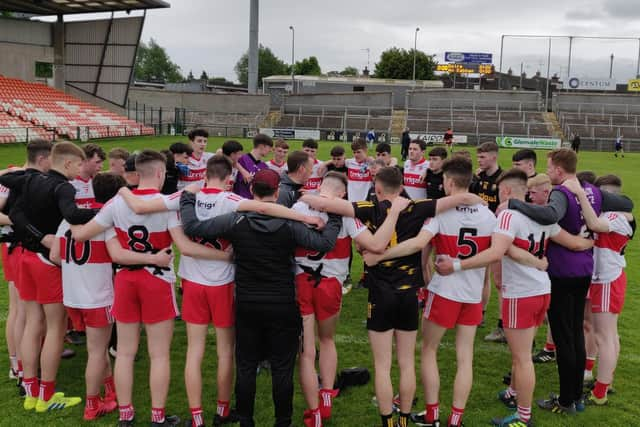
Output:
[391,110,407,138]
[262,110,281,128]
[0,76,154,140]
[544,112,564,140]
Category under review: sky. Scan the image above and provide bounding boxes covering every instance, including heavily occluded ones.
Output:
[46,0,640,83]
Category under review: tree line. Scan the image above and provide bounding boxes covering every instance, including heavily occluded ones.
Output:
[134,39,438,86]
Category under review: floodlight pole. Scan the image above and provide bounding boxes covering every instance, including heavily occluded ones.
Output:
[412,27,420,83]
[567,36,573,79]
[361,48,370,71]
[609,53,614,79]
[289,26,295,93]
[498,35,504,90]
[248,0,259,94]
[545,37,551,111]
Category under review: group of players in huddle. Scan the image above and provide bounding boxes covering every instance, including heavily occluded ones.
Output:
[0,128,633,427]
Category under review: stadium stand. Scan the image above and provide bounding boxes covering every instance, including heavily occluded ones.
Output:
[0,76,154,142]
[272,103,393,134]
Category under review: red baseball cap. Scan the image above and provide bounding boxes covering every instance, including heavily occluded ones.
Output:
[253,169,280,190]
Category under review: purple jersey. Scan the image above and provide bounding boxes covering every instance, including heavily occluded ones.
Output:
[233,153,268,199]
[546,182,602,278]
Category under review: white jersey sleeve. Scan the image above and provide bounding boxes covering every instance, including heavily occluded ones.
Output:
[94,199,116,228]
[592,212,633,283]
[344,216,367,239]
[162,191,182,211]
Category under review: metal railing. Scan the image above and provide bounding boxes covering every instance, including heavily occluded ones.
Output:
[406,98,543,112]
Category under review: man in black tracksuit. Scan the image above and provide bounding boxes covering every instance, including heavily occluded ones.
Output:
[276,150,314,208]
[180,169,340,427]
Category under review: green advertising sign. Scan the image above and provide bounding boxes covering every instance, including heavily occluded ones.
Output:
[495,137,561,150]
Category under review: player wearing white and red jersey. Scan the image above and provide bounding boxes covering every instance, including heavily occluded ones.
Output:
[302,158,324,193]
[70,150,227,426]
[70,176,96,208]
[562,175,634,405]
[267,159,287,176]
[403,139,430,200]
[177,129,213,190]
[345,139,372,202]
[436,169,592,427]
[70,144,106,207]
[178,151,214,190]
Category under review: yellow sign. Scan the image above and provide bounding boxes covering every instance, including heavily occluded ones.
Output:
[435,63,494,74]
[628,79,640,92]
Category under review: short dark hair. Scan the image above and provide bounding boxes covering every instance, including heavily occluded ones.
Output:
[253,133,273,148]
[548,149,577,174]
[82,143,106,161]
[496,167,528,187]
[222,140,244,156]
[512,148,536,165]
[375,142,391,154]
[323,171,348,189]
[169,142,193,156]
[188,128,209,140]
[330,145,345,157]
[92,172,126,203]
[477,141,499,154]
[595,174,622,188]
[351,138,367,152]
[287,150,310,173]
[374,167,403,194]
[302,138,318,150]
[577,171,597,184]
[442,157,473,189]
[26,139,53,164]
[410,139,427,151]
[206,154,233,181]
[135,150,166,177]
[428,147,447,159]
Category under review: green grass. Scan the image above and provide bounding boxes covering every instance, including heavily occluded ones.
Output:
[0,136,638,426]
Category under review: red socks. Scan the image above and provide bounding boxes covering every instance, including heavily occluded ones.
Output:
[593,381,609,399]
[151,407,165,423]
[86,395,101,410]
[119,404,134,421]
[585,357,596,372]
[425,402,439,423]
[303,408,321,427]
[22,377,39,398]
[544,342,556,352]
[39,380,55,402]
[216,400,230,418]
[104,375,116,396]
[190,407,204,426]
[448,406,464,426]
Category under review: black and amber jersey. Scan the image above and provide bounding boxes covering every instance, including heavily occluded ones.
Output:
[353,198,437,292]
[425,169,445,200]
[471,166,502,213]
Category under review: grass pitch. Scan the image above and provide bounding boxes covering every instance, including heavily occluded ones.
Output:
[0,136,638,426]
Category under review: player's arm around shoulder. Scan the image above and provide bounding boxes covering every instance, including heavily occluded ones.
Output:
[434,192,485,214]
[299,194,355,218]
[169,225,231,262]
[179,190,237,240]
[118,186,174,214]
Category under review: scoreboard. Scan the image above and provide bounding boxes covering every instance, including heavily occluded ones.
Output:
[435,63,494,74]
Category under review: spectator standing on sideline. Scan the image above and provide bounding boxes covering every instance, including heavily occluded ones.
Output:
[443,127,454,152]
[180,169,341,427]
[614,135,624,158]
[401,128,411,161]
[571,134,581,153]
[366,128,377,148]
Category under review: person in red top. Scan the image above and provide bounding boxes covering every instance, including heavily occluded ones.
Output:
[71,150,231,427]
[443,128,454,152]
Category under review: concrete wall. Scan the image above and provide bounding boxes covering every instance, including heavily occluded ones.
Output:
[127,88,270,114]
[407,89,542,111]
[283,92,393,114]
[0,42,54,82]
[554,92,640,114]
